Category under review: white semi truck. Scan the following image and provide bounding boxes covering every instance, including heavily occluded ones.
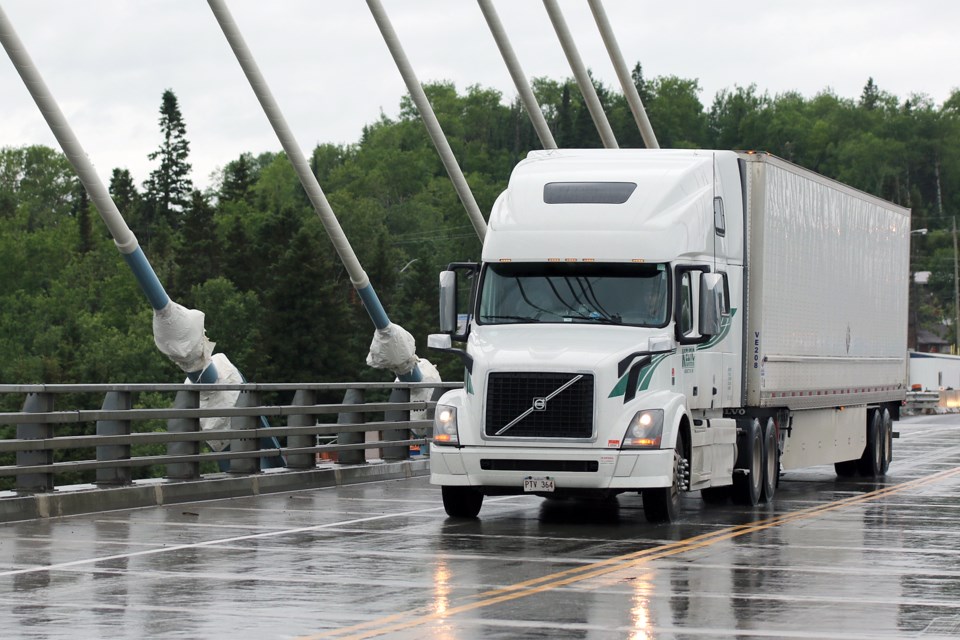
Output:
[428,149,909,522]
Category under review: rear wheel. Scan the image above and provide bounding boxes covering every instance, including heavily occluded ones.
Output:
[879,408,893,475]
[732,418,763,506]
[441,486,483,518]
[760,417,779,503]
[643,432,687,523]
[858,409,884,478]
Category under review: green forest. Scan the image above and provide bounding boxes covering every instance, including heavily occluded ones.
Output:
[2,67,959,389]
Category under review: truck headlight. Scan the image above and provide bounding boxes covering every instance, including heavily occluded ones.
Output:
[433,404,460,445]
[622,409,664,449]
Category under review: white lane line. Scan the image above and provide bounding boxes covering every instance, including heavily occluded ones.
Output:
[0,496,523,577]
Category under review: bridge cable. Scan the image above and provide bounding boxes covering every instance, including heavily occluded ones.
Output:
[366,0,487,241]
[588,0,659,149]
[542,0,618,149]
[477,0,557,150]
[207,0,423,381]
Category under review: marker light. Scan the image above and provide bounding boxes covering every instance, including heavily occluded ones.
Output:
[621,409,664,449]
[433,404,460,446]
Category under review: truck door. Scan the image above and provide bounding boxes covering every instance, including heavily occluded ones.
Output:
[675,267,728,411]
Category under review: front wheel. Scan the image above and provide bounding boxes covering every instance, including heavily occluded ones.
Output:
[643,433,687,523]
[441,486,483,518]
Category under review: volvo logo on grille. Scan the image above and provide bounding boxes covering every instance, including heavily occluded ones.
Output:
[494,374,584,436]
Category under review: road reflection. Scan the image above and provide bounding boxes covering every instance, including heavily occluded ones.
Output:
[628,571,654,640]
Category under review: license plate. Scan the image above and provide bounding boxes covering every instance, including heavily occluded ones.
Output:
[523,476,555,492]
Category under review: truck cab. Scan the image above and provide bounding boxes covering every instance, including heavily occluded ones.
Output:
[428,149,745,520]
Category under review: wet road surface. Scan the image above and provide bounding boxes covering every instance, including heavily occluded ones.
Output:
[1,414,959,639]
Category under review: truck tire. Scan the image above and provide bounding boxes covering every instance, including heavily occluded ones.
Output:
[643,433,686,523]
[441,486,483,518]
[858,409,884,478]
[760,417,778,503]
[880,408,893,474]
[732,418,762,506]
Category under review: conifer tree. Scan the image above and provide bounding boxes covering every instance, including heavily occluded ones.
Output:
[109,168,141,229]
[143,89,193,233]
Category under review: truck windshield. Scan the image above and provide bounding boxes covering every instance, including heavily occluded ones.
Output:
[477,262,669,327]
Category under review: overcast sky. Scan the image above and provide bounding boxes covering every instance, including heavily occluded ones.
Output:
[1,1,957,192]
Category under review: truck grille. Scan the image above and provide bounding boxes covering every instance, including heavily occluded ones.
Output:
[485,372,594,439]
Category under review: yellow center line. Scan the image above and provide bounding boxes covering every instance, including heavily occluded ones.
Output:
[300,466,960,640]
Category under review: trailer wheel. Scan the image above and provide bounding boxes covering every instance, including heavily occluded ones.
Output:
[643,433,686,523]
[760,417,778,503]
[731,418,762,506]
[880,408,893,475]
[858,409,884,478]
[441,486,483,518]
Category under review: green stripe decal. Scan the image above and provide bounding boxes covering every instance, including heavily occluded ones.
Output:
[608,352,670,398]
[697,308,737,351]
[607,309,737,399]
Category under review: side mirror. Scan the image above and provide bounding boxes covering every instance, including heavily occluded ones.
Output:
[437,262,479,341]
[699,273,726,336]
[439,271,457,334]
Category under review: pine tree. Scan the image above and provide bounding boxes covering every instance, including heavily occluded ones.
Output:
[860,77,880,110]
[177,189,218,299]
[72,182,93,253]
[220,152,256,203]
[143,89,193,233]
[109,168,141,230]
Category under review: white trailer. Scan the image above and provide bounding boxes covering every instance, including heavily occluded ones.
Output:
[909,351,960,390]
[428,149,909,521]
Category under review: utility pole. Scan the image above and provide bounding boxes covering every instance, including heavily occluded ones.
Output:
[954,217,959,353]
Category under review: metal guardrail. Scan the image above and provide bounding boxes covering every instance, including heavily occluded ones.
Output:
[0,381,459,494]
[903,390,960,414]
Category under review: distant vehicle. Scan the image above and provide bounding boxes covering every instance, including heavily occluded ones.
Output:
[428,149,909,522]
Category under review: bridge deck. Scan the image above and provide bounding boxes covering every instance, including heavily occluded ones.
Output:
[2,415,960,639]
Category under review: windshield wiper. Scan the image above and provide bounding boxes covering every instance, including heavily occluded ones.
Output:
[481,314,542,323]
[562,313,622,324]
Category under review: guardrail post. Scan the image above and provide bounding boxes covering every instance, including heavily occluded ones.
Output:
[420,386,445,458]
[338,388,366,465]
[286,389,316,469]
[382,386,410,461]
[96,391,132,486]
[229,389,260,474]
[166,390,201,480]
[16,392,54,492]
